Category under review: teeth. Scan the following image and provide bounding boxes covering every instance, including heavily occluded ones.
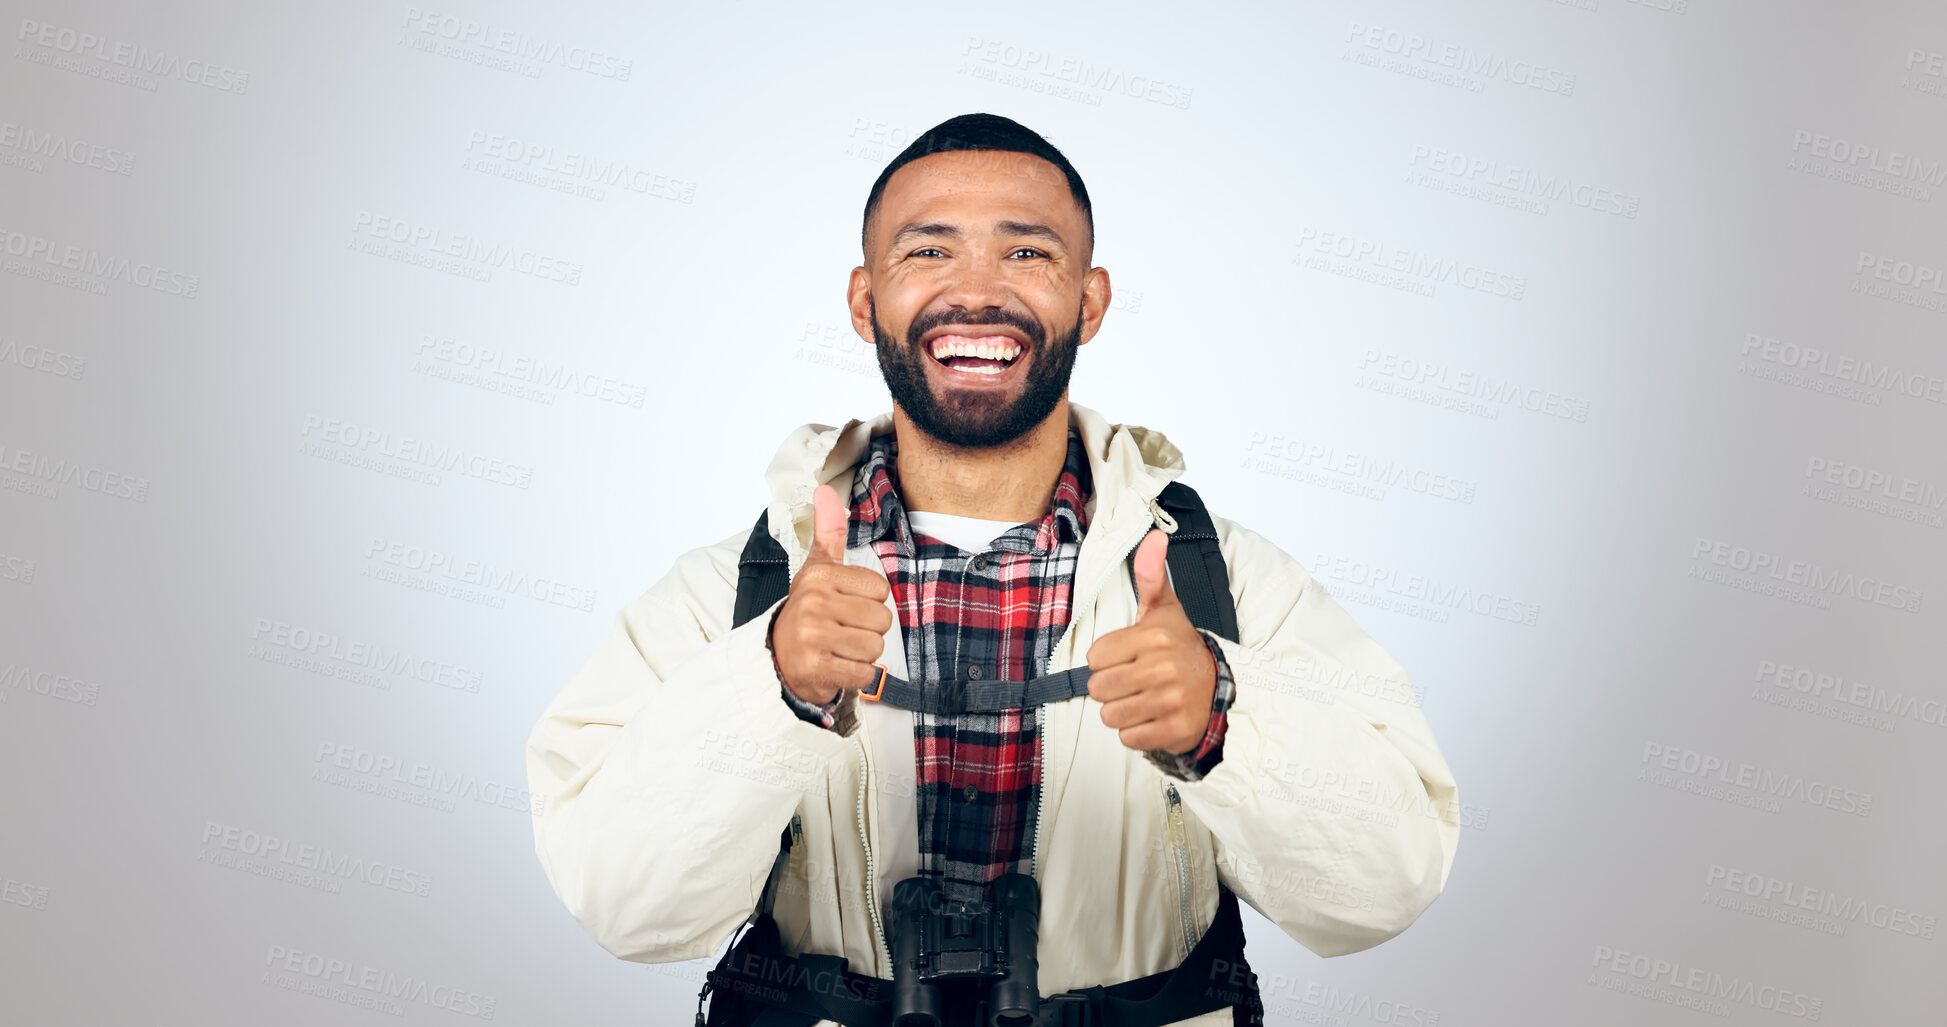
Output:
[930,335,1021,363]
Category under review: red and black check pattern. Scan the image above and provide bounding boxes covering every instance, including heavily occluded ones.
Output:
[779,427,1232,902]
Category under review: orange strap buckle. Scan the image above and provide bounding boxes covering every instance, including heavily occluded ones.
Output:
[859,663,889,701]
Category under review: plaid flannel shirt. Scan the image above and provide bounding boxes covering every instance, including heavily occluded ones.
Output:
[769,427,1234,901]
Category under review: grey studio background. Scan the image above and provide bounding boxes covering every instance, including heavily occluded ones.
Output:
[2,0,1942,1024]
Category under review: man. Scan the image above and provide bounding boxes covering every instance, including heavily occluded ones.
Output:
[525,113,1460,1026]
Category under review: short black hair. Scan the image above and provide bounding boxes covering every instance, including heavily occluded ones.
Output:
[861,112,1093,258]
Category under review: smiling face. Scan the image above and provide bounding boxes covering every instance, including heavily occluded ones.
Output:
[849,149,1110,449]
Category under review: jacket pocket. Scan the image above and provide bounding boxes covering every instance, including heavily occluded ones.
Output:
[1164,782,1198,960]
[774,812,813,953]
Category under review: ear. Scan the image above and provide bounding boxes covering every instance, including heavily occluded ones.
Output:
[847,266,874,345]
[1078,265,1111,347]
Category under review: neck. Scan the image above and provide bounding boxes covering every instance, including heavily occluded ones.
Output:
[890,397,1071,522]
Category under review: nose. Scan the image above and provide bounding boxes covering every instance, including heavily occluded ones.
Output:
[935,255,1011,317]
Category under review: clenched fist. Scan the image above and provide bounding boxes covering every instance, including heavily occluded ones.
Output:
[771,483,894,706]
[1085,529,1219,754]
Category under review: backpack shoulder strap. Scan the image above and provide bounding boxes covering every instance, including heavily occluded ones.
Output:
[732,509,792,630]
[1152,481,1238,644]
[732,508,798,923]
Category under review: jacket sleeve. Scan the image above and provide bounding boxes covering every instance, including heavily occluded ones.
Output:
[1168,517,1460,957]
[523,531,854,963]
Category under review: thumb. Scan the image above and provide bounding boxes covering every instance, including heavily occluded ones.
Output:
[1131,529,1176,619]
[809,484,849,564]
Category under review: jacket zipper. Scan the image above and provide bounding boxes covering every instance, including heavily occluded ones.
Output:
[1034,515,1154,878]
[853,737,889,974]
[1165,783,1198,957]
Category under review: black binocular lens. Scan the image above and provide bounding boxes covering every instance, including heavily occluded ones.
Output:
[986,873,1040,1027]
[891,878,946,1027]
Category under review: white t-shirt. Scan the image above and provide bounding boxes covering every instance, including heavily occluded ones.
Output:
[906,509,1028,555]
[862,509,1024,919]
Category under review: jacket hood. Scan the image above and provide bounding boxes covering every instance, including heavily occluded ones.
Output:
[761,402,1187,575]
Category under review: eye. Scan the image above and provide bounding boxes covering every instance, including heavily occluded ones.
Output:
[910,247,947,258]
[1009,248,1048,259]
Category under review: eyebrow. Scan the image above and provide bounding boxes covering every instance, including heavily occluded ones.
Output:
[888,220,1068,251]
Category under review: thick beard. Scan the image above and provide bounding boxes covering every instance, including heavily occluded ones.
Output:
[871,302,1081,450]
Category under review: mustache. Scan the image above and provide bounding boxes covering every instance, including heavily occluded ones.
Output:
[903,306,1046,350]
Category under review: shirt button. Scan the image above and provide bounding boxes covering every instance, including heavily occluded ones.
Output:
[963,785,978,802]
[967,664,982,680]
[971,553,988,571]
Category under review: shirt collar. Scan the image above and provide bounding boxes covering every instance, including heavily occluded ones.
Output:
[848,426,1093,555]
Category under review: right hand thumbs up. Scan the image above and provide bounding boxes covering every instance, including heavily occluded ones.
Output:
[772,484,894,707]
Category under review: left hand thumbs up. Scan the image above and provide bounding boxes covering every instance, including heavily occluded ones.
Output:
[1086,529,1218,754]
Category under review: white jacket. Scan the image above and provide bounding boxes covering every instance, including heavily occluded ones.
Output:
[525,403,1460,1026]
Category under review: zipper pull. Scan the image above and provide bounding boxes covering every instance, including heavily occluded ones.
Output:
[1145,495,1179,534]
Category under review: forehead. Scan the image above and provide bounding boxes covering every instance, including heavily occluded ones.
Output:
[876,149,1081,233]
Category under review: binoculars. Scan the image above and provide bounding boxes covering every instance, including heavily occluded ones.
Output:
[888,873,1041,1027]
